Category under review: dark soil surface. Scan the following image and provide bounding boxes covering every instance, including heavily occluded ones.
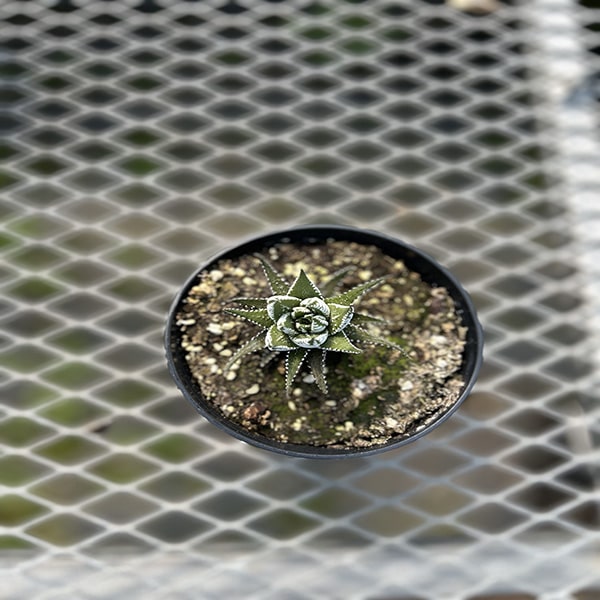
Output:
[177,240,466,450]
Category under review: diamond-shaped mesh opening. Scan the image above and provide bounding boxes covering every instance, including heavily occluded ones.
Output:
[27,514,104,546]
[138,511,213,544]
[0,0,598,597]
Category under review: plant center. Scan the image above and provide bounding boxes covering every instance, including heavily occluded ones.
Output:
[272,296,331,349]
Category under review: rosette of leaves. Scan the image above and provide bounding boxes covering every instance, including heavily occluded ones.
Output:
[224,255,400,394]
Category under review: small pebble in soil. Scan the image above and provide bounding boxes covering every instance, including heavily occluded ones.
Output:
[177,318,195,326]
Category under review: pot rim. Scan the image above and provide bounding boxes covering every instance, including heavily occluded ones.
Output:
[165,225,484,459]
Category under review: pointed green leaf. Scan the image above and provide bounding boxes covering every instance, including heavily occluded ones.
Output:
[287,269,323,300]
[326,276,386,307]
[224,307,272,328]
[327,303,354,334]
[225,332,266,371]
[230,297,268,308]
[290,331,328,348]
[254,254,288,295]
[346,324,407,354]
[308,350,327,394]
[265,325,297,350]
[277,314,297,336]
[320,266,353,297]
[321,331,361,353]
[266,295,300,321]
[351,312,386,326]
[301,297,329,317]
[286,348,308,395]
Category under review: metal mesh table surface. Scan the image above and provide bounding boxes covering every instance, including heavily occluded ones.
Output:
[0,1,598,598]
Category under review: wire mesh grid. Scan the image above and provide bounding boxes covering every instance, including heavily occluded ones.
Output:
[575,0,600,108]
[0,0,598,598]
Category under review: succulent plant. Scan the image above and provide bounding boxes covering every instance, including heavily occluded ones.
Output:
[224,254,401,394]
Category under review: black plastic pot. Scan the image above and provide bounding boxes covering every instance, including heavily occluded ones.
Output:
[165,225,483,459]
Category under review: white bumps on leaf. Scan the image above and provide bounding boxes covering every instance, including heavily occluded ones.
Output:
[300,297,330,317]
[266,295,300,321]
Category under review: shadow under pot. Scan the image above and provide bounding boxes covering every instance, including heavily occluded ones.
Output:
[165,225,483,459]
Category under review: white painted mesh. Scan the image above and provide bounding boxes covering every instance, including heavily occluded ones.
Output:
[0,1,598,598]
